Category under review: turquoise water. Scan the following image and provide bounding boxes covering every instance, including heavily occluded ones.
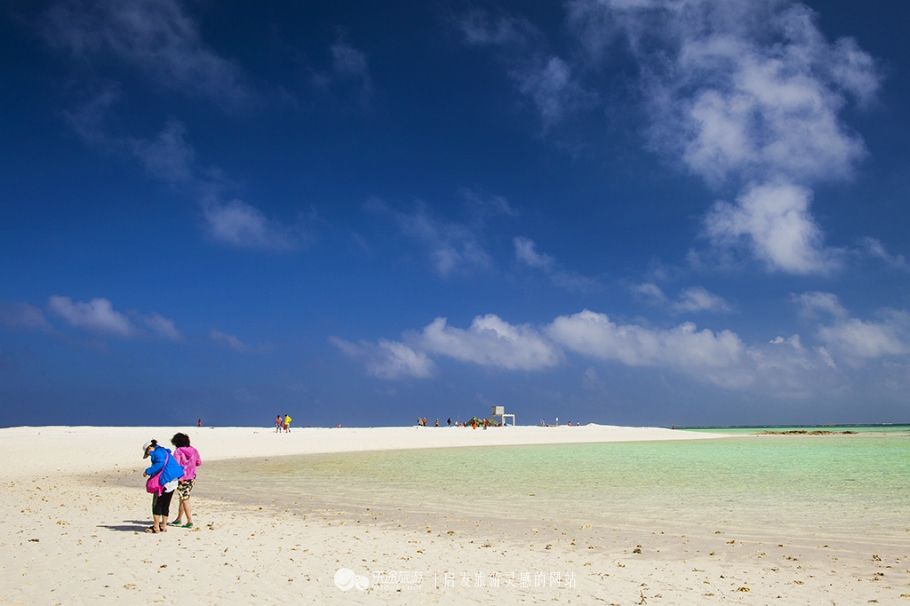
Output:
[682,424,910,435]
[211,430,910,543]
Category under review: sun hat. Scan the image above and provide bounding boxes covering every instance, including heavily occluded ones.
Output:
[142,440,156,458]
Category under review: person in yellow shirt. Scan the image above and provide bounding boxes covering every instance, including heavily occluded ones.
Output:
[283,414,292,433]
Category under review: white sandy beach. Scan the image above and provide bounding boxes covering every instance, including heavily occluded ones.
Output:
[0,425,906,605]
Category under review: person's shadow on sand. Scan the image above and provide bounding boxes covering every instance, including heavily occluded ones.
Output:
[97,520,150,532]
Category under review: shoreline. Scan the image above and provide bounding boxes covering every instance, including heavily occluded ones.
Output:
[0,424,730,479]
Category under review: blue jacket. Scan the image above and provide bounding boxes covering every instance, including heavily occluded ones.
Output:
[145,446,185,486]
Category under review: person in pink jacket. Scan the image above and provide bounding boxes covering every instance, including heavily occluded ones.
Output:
[169,433,202,528]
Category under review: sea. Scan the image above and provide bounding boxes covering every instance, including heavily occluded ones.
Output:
[206,425,910,547]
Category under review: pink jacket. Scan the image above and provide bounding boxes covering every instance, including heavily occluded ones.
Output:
[174,446,202,481]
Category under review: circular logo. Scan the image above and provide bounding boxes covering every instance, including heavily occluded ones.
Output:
[334,567,369,591]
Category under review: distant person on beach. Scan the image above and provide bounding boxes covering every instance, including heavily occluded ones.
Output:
[169,433,202,529]
[434,418,439,427]
[275,415,282,433]
[283,414,292,432]
[446,418,451,427]
[142,439,185,534]
[196,418,202,428]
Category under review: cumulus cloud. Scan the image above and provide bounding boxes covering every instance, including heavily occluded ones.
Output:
[633,283,730,313]
[335,307,875,397]
[547,309,846,393]
[41,0,251,106]
[565,0,879,273]
[514,236,554,270]
[705,182,838,273]
[672,287,731,313]
[568,1,877,180]
[46,296,180,341]
[818,316,909,363]
[418,315,561,371]
[48,295,134,337]
[791,291,910,366]
[633,282,668,305]
[210,329,247,352]
[330,337,434,380]
[816,310,910,364]
[143,313,182,341]
[793,291,848,319]
[202,199,299,250]
[756,333,837,397]
[547,310,744,377]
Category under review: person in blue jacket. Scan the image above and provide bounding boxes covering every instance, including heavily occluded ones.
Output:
[142,439,185,533]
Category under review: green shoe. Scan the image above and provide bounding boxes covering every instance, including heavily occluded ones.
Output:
[168,520,182,527]
[182,522,193,528]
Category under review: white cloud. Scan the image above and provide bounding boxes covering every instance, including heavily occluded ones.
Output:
[418,315,561,371]
[0,303,51,331]
[203,199,298,250]
[210,329,247,352]
[42,0,251,106]
[633,282,668,304]
[143,313,181,341]
[633,283,730,313]
[793,291,848,319]
[791,293,910,366]
[48,295,133,337]
[672,287,731,313]
[514,236,554,270]
[705,182,838,273]
[749,333,836,398]
[47,295,180,341]
[330,337,434,380]
[566,1,879,273]
[548,309,840,393]
[568,1,877,184]
[547,310,743,375]
[672,34,868,185]
[859,237,908,271]
[513,56,595,129]
[335,307,856,397]
[817,312,910,363]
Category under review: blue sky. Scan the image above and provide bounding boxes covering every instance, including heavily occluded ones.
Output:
[2,0,909,427]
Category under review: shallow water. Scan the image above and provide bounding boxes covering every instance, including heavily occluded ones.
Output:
[208,429,910,545]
